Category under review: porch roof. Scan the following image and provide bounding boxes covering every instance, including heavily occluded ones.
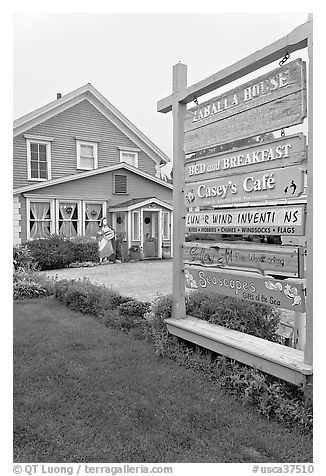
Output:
[109,197,173,211]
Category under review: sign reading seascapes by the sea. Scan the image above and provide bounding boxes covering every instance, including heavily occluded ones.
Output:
[186,205,305,236]
[184,59,306,154]
[185,134,306,183]
[184,165,305,208]
[184,265,306,312]
[183,242,302,277]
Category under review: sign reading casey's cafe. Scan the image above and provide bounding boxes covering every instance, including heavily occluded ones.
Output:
[185,265,306,312]
[185,134,306,183]
[183,242,302,278]
[186,205,306,236]
[184,165,305,208]
[184,59,306,154]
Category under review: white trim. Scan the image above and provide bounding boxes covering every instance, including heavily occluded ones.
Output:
[76,139,98,171]
[118,146,141,152]
[24,134,54,142]
[14,83,170,165]
[162,211,170,241]
[158,209,163,258]
[26,197,55,240]
[127,210,132,248]
[140,209,144,246]
[112,197,173,213]
[13,163,173,195]
[26,137,52,181]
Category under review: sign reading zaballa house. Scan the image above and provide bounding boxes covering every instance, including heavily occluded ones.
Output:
[184,165,305,208]
[184,134,306,183]
[184,265,306,312]
[184,59,306,154]
[186,205,306,236]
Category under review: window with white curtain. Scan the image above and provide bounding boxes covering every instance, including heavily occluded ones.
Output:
[162,212,170,240]
[132,211,140,241]
[84,203,103,237]
[28,201,53,239]
[76,140,98,170]
[58,202,79,237]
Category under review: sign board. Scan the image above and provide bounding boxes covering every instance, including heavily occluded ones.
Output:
[184,265,306,312]
[184,134,306,183]
[186,205,306,236]
[184,165,305,208]
[184,59,307,154]
[183,241,302,277]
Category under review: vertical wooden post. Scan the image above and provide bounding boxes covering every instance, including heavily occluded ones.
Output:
[304,14,313,366]
[172,63,187,319]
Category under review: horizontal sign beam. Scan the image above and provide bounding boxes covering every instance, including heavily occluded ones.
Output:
[185,134,306,183]
[157,21,309,113]
[186,204,306,236]
[184,59,306,154]
[185,164,305,208]
[185,265,306,312]
[183,241,302,277]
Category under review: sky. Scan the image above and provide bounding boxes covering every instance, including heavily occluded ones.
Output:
[13,12,309,167]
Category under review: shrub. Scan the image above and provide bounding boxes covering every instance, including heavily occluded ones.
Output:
[13,270,55,300]
[186,291,281,342]
[13,244,36,271]
[27,235,74,270]
[70,236,100,264]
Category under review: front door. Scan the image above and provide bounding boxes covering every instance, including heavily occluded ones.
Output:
[143,210,159,258]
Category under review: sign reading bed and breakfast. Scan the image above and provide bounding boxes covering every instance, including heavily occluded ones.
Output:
[184,265,306,312]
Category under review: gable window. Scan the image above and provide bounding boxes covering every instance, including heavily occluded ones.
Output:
[119,147,139,168]
[27,199,54,239]
[114,174,128,194]
[57,201,80,237]
[25,135,53,181]
[76,140,98,170]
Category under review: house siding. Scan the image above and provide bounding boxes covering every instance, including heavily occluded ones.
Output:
[13,196,22,245]
[13,100,157,189]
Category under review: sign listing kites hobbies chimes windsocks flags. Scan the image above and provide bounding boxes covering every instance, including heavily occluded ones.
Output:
[184,59,307,154]
[184,265,306,313]
[185,205,306,236]
[184,165,305,208]
[183,242,303,278]
[184,133,306,183]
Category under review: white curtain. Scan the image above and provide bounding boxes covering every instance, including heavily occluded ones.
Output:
[30,202,51,239]
[59,203,77,237]
[85,204,102,237]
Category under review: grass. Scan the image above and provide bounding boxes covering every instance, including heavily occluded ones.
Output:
[13,297,313,463]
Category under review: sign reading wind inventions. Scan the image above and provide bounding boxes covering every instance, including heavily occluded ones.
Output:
[184,59,307,154]
[184,134,306,183]
[183,242,302,277]
[186,205,306,236]
[184,165,305,208]
[185,265,306,312]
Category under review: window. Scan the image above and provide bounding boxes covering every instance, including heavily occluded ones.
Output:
[76,140,98,170]
[120,150,138,168]
[58,202,80,237]
[84,203,104,238]
[132,211,140,241]
[114,174,127,194]
[162,212,170,240]
[26,136,52,181]
[28,200,53,239]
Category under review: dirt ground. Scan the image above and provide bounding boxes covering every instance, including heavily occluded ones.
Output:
[44,259,173,302]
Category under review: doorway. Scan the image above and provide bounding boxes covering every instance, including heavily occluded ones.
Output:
[143,210,159,258]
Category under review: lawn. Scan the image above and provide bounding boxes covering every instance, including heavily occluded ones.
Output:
[13,297,312,463]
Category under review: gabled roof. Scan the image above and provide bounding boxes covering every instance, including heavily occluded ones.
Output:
[110,197,173,211]
[13,162,173,195]
[13,83,170,166]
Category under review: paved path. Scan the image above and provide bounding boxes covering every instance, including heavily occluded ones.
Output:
[44,259,173,302]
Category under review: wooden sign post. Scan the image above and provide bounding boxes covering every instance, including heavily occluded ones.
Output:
[157,18,313,386]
